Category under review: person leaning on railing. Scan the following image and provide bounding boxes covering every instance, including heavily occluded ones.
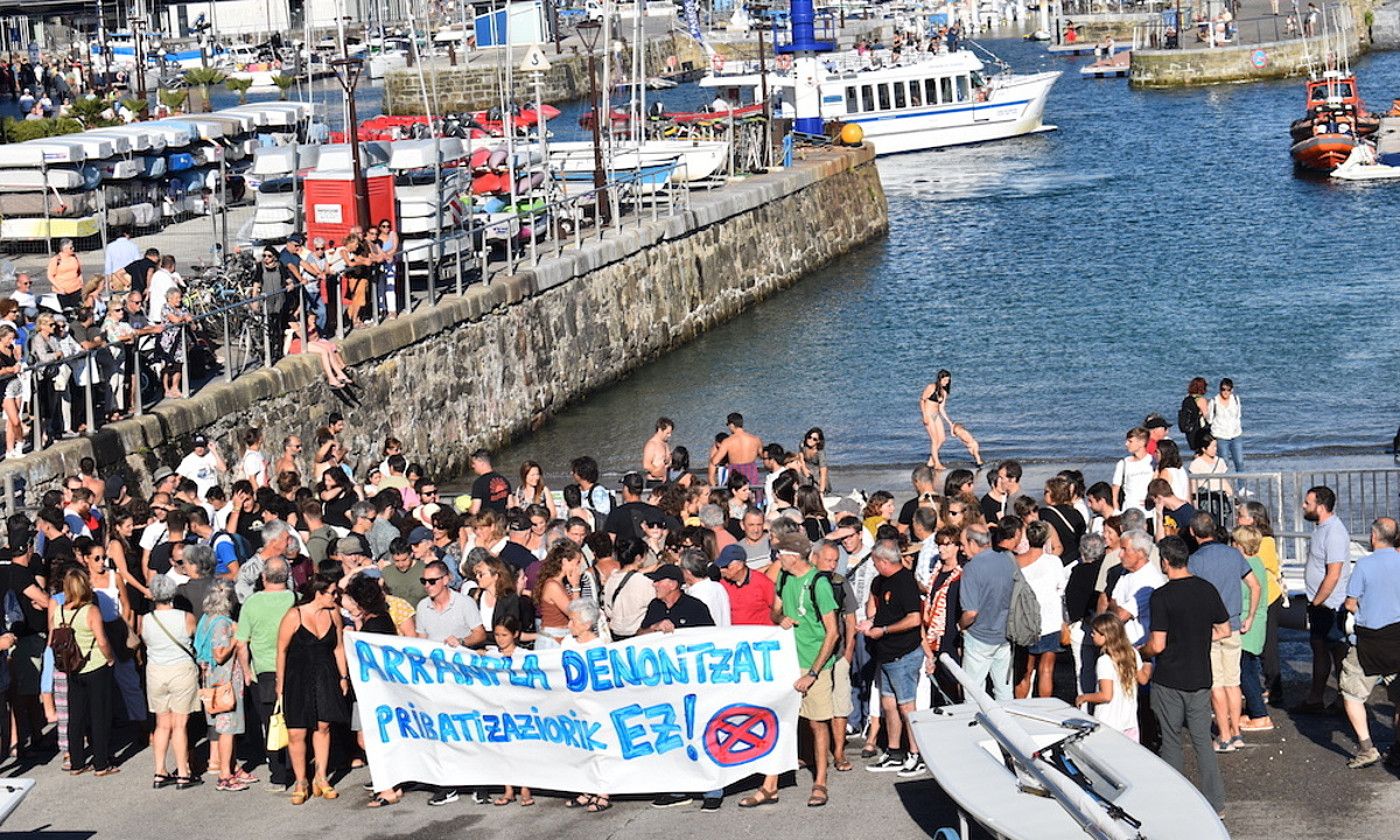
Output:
[0,323,24,458]
[66,306,106,434]
[156,288,193,401]
[27,311,65,447]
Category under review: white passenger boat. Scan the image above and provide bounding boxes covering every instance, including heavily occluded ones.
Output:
[701,46,1059,156]
[910,655,1229,840]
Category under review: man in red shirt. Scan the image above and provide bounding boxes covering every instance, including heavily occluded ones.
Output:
[717,544,774,625]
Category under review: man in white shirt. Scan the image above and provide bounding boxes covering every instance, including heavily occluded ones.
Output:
[681,548,730,626]
[9,273,35,311]
[1109,529,1167,646]
[146,256,183,324]
[1112,427,1155,515]
[240,427,269,490]
[104,230,140,278]
[176,433,225,499]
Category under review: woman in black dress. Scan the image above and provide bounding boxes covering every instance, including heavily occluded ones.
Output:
[275,572,349,805]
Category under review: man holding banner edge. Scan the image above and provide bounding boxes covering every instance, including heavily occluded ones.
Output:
[740,533,840,809]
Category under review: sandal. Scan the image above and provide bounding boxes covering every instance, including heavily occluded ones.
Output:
[492,794,516,807]
[175,775,203,790]
[520,796,535,807]
[860,745,880,759]
[94,767,120,778]
[587,796,612,813]
[566,794,596,808]
[68,765,89,776]
[291,781,310,805]
[153,773,175,789]
[366,793,399,808]
[807,784,829,808]
[834,758,854,771]
[739,788,780,808]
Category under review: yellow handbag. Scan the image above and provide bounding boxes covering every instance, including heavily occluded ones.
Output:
[266,699,289,752]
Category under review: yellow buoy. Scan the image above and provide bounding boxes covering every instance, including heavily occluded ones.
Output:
[840,123,864,146]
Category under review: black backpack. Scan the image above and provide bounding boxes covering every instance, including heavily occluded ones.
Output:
[777,569,843,644]
[1177,396,1210,450]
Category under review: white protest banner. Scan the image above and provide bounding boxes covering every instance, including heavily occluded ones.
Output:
[348,626,802,793]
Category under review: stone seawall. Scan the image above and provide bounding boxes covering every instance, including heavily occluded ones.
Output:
[1,145,887,496]
[384,31,709,116]
[1129,28,1364,87]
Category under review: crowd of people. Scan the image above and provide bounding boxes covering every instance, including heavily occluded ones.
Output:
[0,389,1393,822]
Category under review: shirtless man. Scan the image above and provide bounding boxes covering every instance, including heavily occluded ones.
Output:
[710,413,764,490]
[643,417,673,487]
[275,435,302,478]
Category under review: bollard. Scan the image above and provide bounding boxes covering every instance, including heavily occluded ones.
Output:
[335,290,345,341]
[181,330,191,399]
[83,361,95,432]
[262,313,272,370]
[455,237,464,296]
[131,348,143,417]
[30,371,40,453]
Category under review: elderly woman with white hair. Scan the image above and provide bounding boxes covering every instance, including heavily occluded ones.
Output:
[194,580,250,792]
[563,598,610,811]
[139,574,201,789]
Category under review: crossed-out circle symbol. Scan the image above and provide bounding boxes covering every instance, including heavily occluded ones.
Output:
[1252,49,1267,68]
[703,704,779,767]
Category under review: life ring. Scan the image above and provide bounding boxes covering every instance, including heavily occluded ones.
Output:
[711,54,725,72]
[776,54,793,71]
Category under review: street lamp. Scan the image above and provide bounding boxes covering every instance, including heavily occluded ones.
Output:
[330,56,372,230]
[576,18,609,224]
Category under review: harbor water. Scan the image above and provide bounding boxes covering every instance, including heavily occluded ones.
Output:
[500,39,1400,478]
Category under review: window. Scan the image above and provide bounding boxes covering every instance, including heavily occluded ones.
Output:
[955,75,969,102]
[877,84,891,111]
[861,85,875,112]
[892,81,906,109]
[845,86,858,113]
[909,80,922,107]
[940,77,953,104]
[926,78,939,104]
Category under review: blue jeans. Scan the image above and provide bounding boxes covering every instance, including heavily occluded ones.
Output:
[961,635,1013,701]
[1218,436,1245,472]
[878,648,923,706]
[1240,651,1267,719]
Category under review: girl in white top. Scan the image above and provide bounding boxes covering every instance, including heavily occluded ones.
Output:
[1077,613,1143,742]
[1208,378,1244,472]
[1188,432,1231,496]
[1014,522,1068,699]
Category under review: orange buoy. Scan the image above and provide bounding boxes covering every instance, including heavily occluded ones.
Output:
[840,123,865,146]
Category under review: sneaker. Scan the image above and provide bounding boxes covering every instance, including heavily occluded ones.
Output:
[651,793,694,809]
[701,797,723,812]
[897,756,928,778]
[428,789,459,806]
[1348,747,1382,769]
[472,790,492,805]
[867,753,906,772]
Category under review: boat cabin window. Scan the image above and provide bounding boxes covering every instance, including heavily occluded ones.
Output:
[892,81,906,109]
[909,80,922,107]
[971,71,986,89]
[940,77,953,104]
[860,84,875,111]
[925,78,940,104]
[1337,82,1353,98]
[877,83,890,110]
[955,75,970,102]
[845,86,858,112]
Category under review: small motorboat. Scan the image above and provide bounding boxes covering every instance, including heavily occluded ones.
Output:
[910,655,1229,840]
[1289,71,1378,173]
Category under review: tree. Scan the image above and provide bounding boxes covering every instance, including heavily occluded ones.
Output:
[158,87,189,113]
[271,74,296,101]
[68,96,110,126]
[182,67,228,112]
[224,76,253,105]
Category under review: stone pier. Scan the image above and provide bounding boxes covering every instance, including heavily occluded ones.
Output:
[0,144,888,494]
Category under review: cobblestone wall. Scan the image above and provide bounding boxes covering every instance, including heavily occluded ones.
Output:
[1,145,887,494]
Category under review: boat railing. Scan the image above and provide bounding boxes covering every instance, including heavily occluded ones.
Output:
[0,162,696,477]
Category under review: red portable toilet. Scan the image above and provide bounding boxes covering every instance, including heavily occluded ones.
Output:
[304,165,397,245]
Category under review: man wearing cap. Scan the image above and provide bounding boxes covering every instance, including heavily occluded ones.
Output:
[604,472,665,544]
[1144,413,1172,457]
[499,511,541,592]
[719,543,775,626]
[638,563,714,635]
[740,531,839,809]
[176,434,225,500]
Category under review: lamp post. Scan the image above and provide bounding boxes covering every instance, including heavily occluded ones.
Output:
[330,55,371,230]
[577,18,609,224]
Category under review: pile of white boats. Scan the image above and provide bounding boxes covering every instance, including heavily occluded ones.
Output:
[0,101,314,245]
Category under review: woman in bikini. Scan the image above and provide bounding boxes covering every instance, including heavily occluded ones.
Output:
[920,370,983,470]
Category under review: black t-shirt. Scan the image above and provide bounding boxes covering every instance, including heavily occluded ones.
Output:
[323,492,355,530]
[1149,576,1228,692]
[41,535,73,580]
[497,541,536,574]
[802,517,831,543]
[471,472,512,514]
[642,593,714,630]
[1161,502,1198,550]
[1041,504,1086,565]
[604,501,665,544]
[124,257,157,293]
[980,492,1009,524]
[359,614,396,635]
[1064,560,1102,624]
[148,538,185,579]
[898,495,938,528]
[870,567,923,662]
[0,558,46,636]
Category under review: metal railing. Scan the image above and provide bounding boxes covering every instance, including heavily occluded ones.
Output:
[1191,467,1400,588]
[1133,3,1351,50]
[0,160,695,466]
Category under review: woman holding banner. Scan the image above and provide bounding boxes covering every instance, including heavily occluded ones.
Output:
[563,599,612,813]
[471,558,536,647]
[275,573,350,806]
[489,616,535,807]
[534,543,584,649]
[342,572,404,809]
